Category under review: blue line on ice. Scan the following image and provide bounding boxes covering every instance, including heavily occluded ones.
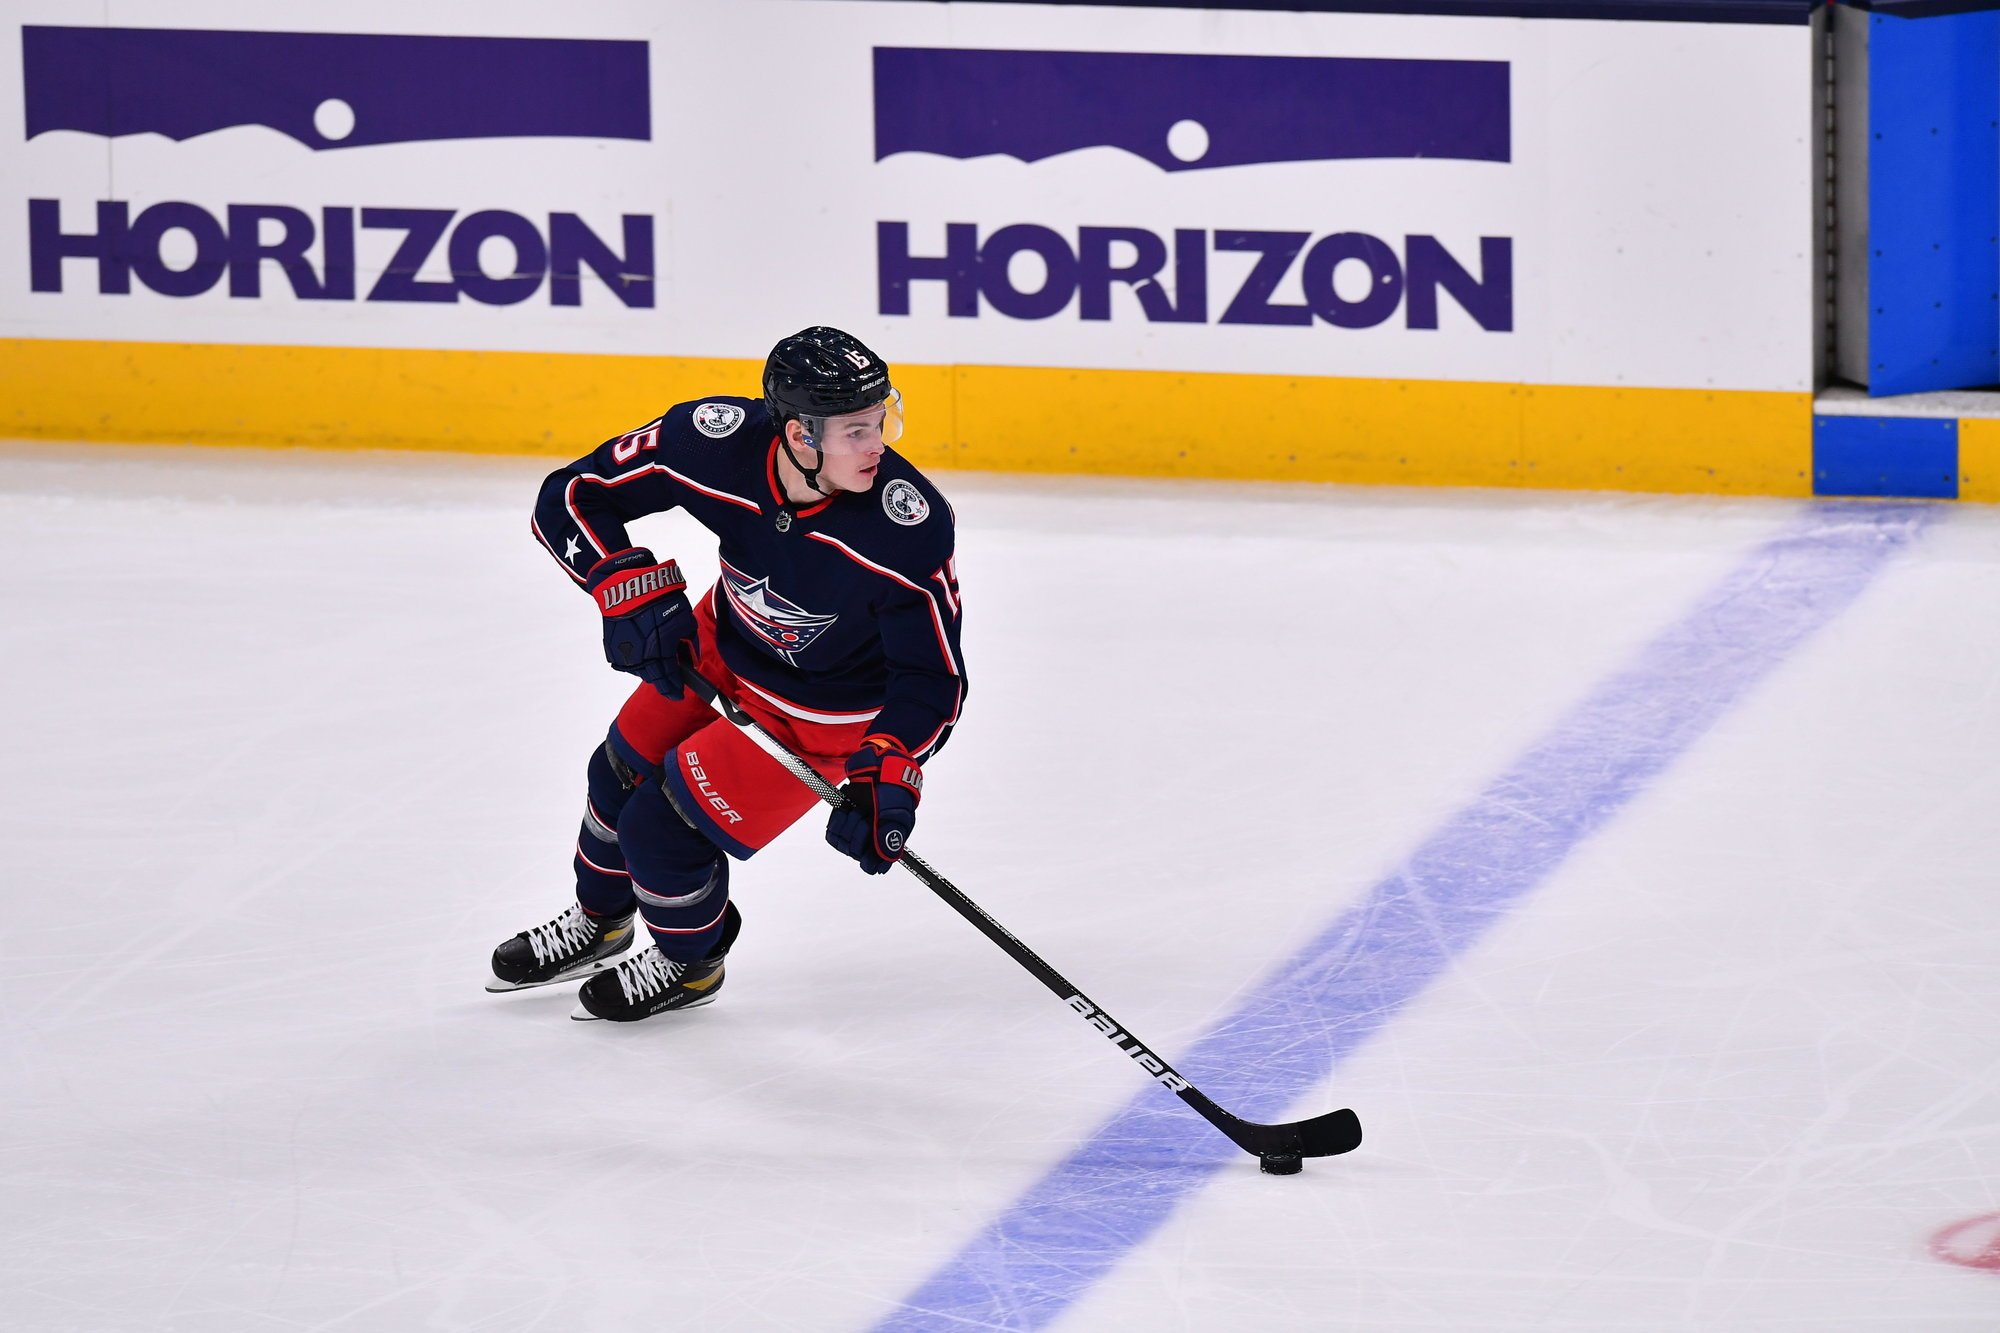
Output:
[871,501,1938,1332]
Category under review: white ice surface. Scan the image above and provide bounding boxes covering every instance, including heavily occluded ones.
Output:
[2,443,1997,1331]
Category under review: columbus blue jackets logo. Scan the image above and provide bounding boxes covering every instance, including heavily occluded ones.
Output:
[882,478,929,526]
[692,403,744,438]
[720,560,838,662]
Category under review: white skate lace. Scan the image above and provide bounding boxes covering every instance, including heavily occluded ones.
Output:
[527,904,595,965]
[616,949,686,1004]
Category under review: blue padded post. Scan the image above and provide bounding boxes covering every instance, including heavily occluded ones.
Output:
[1866,10,2000,395]
[1813,414,1958,497]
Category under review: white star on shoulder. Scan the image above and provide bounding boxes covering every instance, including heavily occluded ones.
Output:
[563,536,582,564]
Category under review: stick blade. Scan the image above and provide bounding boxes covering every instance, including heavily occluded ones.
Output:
[1294,1107,1363,1158]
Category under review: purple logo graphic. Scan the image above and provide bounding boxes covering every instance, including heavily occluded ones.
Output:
[873,48,1508,172]
[22,26,649,150]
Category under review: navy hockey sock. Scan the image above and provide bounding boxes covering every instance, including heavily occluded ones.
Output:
[618,781,733,961]
[574,737,647,920]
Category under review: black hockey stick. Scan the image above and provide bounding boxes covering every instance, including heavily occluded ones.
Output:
[679,666,1362,1172]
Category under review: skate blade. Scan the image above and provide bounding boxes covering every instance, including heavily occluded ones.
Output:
[484,956,621,994]
[570,991,721,1021]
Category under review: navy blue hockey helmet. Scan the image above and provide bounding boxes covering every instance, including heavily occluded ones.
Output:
[763,327,901,445]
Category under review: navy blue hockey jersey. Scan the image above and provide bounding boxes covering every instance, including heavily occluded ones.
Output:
[531,397,965,761]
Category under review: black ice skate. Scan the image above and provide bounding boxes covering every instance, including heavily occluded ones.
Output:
[572,903,741,1022]
[487,903,636,992]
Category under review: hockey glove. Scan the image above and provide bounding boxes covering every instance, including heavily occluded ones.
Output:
[586,548,695,698]
[826,738,923,875]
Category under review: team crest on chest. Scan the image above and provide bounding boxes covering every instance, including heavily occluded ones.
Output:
[719,558,838,662]
[882,478,929,526]
[692,402,744,438]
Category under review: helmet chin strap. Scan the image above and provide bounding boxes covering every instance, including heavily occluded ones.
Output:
[779,426,838,503]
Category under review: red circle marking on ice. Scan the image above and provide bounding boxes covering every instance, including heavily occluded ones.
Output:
[1930,1213,2000,1271]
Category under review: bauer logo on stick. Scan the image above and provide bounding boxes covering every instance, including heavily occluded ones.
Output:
[1063,995,1191,1093]
[691,402,744,438]
[882,479,929,526]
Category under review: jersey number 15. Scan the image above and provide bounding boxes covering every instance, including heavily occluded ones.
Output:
[611,421,663,465]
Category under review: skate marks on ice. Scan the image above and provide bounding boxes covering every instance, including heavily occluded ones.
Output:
[871,502,1941,1333]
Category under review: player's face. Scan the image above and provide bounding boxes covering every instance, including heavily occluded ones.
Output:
[810,393,901,492]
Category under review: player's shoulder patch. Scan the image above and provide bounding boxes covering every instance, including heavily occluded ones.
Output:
[881,477,930,526]
[691,401,745,439]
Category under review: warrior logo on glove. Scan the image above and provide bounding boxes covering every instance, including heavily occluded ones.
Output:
[585,548,696,698]
[594,563,686,613]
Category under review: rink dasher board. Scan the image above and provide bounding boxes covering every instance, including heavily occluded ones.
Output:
[0,0,1835,498]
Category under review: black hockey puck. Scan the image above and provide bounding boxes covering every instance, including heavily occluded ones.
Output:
[1259,1152,1303,1176]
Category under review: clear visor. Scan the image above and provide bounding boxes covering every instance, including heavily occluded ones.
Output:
[808,388,903,454]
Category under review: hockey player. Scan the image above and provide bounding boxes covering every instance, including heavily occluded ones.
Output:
[488,327,966,1021]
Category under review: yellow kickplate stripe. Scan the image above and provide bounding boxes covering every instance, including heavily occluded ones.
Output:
[948,365,1813,496]
[1518,384,1812,498]
[0,337,760,455]
[1958,418,2000,503]
[0,337,1812,496]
